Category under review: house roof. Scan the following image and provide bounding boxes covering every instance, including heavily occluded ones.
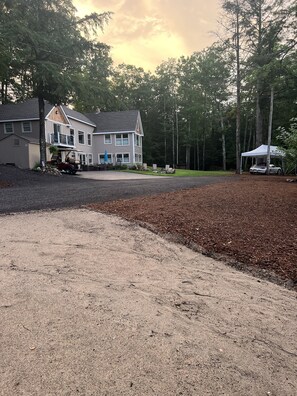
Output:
[0,98,95,127]
[62,106,96,127]
[0,98,52,122]
[0,133,40,145]
[85,110,139,133]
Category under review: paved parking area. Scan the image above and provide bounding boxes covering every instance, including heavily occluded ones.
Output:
[76,171,168,180]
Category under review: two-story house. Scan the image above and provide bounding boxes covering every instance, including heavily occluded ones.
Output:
[86,110,143,166]
[0,98,144,169]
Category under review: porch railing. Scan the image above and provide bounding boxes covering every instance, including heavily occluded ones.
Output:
[50,133,74,146]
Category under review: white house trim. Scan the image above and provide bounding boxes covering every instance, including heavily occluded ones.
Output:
[67,115,96,128]
[0,118,39,123]
[93,130,135,135]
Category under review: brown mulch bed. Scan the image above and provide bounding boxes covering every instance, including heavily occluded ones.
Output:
[88,175,297,290]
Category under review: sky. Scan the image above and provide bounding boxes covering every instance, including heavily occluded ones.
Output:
[73,0,221,72]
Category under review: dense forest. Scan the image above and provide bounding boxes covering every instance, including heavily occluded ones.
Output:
[0,0,296,171]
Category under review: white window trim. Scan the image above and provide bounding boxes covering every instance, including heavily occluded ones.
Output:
[4,122,14,134]
[78,131,85,145]
[22,121,32,133]
[116,153,130,163]
[104,134,112,144]
[98,153,112,165]
[79,153,87,165]
[115,133,129,146]
[88,153,93,164]
[54,123,61,133]
[87,133,92,146]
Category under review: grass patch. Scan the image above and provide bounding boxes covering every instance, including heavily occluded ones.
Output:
[122,168,234,177]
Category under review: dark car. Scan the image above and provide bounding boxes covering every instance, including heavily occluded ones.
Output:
[57,162,77,175]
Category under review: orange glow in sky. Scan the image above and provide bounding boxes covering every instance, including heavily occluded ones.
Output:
[73,0,220,72]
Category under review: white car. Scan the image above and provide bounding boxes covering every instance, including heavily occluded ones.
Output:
[249,163,282,175]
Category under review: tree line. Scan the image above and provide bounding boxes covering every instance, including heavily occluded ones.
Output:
[0,0,296,171]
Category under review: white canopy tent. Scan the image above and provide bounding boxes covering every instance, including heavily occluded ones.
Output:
[240,144,285,173]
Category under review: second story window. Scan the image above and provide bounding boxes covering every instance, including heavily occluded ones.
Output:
[87,133,91,146]
[4,122,13,134]
[78,131,84,144]
[69,129,74,145]
[104,134,112,144]
[53,124,61,143]
[22,121,32,133]
[116,133,129,146]
[134,135,142,146]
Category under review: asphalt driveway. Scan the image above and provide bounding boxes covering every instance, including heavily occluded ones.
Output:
[0,166,237,214]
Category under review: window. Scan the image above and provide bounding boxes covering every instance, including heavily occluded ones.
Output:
[104,134,112,144]
[79,153,86,165]
[22,121,32,133]
[87,133,91,146]
[53,124,61,134]
[53,123,60,143]
[99,153,112,164]
[69,129,74,145]
[135,154,142,163]
[116,153,130,163]
[78,131,85,144]
[134,134,141,147]
[116,133,129,146]
[88,154,93,164]
[4,122,13,134]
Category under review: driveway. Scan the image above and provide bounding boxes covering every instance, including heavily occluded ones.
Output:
[0,166,237,214]
[77,171,170,180]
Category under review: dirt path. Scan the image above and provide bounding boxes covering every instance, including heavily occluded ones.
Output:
[0,209,296,395]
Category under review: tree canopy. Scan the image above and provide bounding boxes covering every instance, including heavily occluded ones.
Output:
[0,0,296,171]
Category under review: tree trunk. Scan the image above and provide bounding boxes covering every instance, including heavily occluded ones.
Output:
[220,114,226,171]
[38,95,47,169]
[172,117,175,167]
[202,129,206,171]
[255,80,263,147]
[186,146,191,169]
[266,86,274,175]
[175,110,179,167]
[235,0,241,174]
[196,133,200,170]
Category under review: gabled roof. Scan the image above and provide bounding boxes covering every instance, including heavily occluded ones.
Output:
[0,98,95,127]
[0,98,52,122]
[62,106,96,127]
[85,110,139,133]
[0,133,40,145]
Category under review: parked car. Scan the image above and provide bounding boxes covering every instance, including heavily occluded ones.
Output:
[249,163,282,175]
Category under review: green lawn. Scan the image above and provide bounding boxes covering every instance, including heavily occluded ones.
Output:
[122,168,233,177]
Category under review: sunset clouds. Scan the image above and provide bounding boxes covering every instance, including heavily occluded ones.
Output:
[73,0,220,71]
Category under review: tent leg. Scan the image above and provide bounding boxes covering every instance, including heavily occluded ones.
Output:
[240,155,243,174]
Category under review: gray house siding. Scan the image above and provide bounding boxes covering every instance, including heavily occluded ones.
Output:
[93,132,135,165]
[0,101,144,168]
[0,120,40,141]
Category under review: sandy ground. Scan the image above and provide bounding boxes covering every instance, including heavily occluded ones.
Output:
[0,209,296,396]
